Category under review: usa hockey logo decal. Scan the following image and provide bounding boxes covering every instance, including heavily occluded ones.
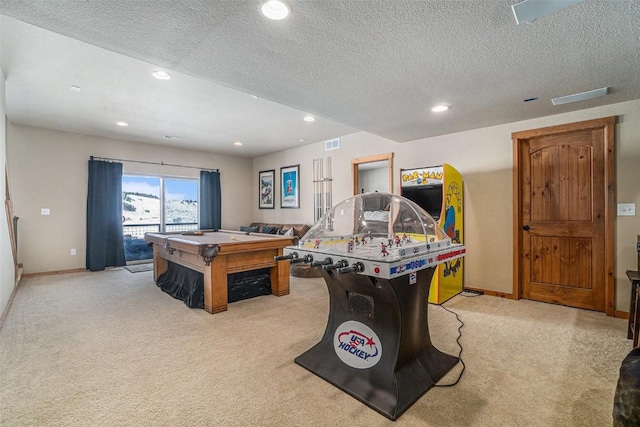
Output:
[333,321,382,369]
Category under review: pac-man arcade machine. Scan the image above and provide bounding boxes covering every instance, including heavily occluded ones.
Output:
[400,163,464,303]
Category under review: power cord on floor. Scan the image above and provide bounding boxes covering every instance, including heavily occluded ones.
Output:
[433,291,481,387]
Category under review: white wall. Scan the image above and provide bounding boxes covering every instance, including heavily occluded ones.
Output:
[6,124,253,274]
[253,99,640,312]
[253,132,401,226]
[359,167,389,193]
[1,48,17,317]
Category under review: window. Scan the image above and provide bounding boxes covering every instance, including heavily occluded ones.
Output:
[164,178,198,231]
[122,175,198,239]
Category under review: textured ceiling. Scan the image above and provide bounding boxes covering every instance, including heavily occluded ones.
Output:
[1,0,639,157]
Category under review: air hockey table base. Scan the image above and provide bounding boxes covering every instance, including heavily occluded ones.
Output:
[295,266,459,421]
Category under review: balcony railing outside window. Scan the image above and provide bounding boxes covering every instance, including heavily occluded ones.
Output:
[123,222,198,239]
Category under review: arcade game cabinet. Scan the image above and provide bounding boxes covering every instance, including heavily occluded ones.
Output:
[400,163,464,304]
[276,192,466,420]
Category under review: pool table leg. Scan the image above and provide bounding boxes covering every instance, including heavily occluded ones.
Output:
[153,248,168,281]
[204,255,229,314]
[271,249,291,296]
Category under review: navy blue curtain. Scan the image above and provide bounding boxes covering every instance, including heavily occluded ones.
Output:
[199,170,221,230]
[86,160,126,271]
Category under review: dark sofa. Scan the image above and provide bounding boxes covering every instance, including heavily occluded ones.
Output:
[248,222,310,239]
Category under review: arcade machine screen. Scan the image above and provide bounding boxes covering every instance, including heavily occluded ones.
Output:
[400,184,443,221]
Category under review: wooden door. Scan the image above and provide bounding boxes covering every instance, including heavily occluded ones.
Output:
[513,117,616,315]
[351,153,393,195]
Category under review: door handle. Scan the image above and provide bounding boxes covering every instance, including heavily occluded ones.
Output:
[522,225,530,231]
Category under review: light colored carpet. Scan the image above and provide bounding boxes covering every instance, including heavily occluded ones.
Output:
[0,268,631,426]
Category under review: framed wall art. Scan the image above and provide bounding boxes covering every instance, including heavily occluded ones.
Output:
[280,164,300,209]
[259,169,275,209]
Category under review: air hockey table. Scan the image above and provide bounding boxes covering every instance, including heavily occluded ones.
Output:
[276,192,466,420]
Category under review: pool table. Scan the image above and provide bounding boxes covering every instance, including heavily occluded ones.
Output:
[144,230,296,314]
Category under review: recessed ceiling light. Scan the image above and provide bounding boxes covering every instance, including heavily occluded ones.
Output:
[303,115,316,122]
[233,141,243,146]
[70,85,81,92]
[298,139,305,142]
[151,70,171,80]
[116,121,128,127]
[251,95,259,99]
[261,0,290,20]
[164,135,180,139]
[431,105,449,113]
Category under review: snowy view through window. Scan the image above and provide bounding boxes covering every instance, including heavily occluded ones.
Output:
[122,176,198,236]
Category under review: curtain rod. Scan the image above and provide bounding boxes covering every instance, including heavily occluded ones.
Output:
[89,156,218,172]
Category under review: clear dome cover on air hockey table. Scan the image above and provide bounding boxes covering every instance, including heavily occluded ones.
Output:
[284,191,464,280]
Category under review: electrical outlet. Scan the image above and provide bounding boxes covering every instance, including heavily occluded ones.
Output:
[70,249,77,256]
[617,203,636,216]
[41,208,50,215]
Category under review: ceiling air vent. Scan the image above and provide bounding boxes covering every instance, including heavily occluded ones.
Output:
[325,138,341,151]
[511,0,585,25]
[551,87,609,106]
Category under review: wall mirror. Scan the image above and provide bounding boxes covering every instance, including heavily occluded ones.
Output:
[351,152,393,195]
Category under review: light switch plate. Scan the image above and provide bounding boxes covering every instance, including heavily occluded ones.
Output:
[617,203,636,216]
